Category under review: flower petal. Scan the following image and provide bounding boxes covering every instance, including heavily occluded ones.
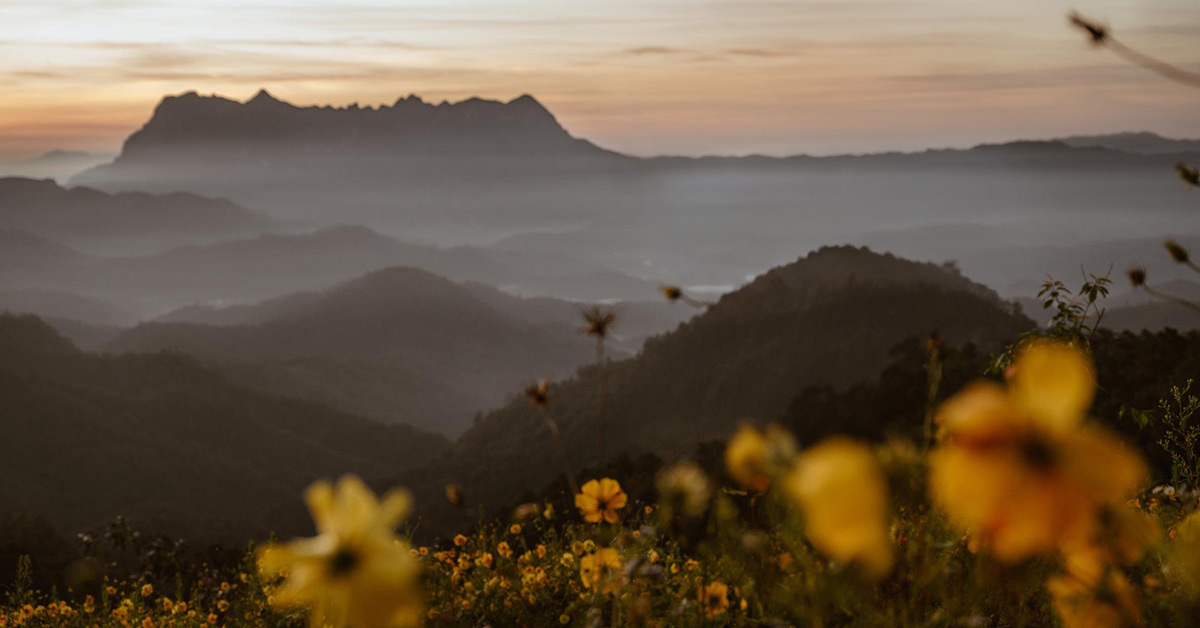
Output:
[1011,341,1094,432]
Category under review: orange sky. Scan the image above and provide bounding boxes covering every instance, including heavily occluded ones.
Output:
[1,0,1198,158]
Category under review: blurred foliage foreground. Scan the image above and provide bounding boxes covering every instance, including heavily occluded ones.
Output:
[3,341,1200,627]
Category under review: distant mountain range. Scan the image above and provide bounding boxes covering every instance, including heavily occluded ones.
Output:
[0,151,115,182]
[62,90,1200,295]
[0,224,663,317]
[0,177,274,248]
[406,246,1034,525]
[0,312,448,540]
[1059,132,1200,155]
[72,90,624,199]
[102,266,690,436]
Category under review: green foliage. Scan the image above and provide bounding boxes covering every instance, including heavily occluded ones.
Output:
[989,270,1111,374]
[1157,380,1200,488]
[1037,270,1112,342]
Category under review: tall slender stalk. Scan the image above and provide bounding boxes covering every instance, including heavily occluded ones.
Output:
[596,335,609,467]
[922,333,943,453]
[527,379,579,495]
[1070,12,1200,89]
[541,407,580,496]
[581,305,618,469]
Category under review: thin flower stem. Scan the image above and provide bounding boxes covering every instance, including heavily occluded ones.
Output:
[596,337,608,468]
[1106,38,1200,90]
[1143,285,1200,316]
[680,294,715,309]
[541,407,580,495]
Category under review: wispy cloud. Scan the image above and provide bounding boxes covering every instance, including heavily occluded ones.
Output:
[1,0,1199,157]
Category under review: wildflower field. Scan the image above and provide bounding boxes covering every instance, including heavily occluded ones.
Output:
[3,337,1200,628]
[1,13,1198,628]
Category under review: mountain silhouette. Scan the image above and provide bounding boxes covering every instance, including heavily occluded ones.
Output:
[0,313,448,541]
[63,91,1200,300]
[0,150,115,182]
[104,266,613,436]
[1057,131,1200,155]
[0,177,274,246]
[0,229,88,273]
[73,91,625,195]
[5,224,657,315]
[407,246,1034,524]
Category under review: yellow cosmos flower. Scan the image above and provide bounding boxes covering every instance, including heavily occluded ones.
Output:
[929,341,1146,563]
[784,437,894,579]
[574,478,628,524]
[655,461,712,518]
[698,582,730,618]
[725,424,796,492]
[256,475,422,628]
[579,548,623,594]
[1047,549,1141,628]
[1170,509,1200,587]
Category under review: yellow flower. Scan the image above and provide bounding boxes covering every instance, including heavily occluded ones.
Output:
[929,341,1146,563]
[453,534,468,547]
[698,582,730,618]
[256,475,422,628]
[575,479,628,524]
[1047,550,1141,628]
[476,552,494,569]
[784,437,894,579]
[496,542,512,559]
[725,424,796,492]
[655,461,712,518]
[1170,509,1200,587]
[509,524,522,535]
[140,584,153,598]
[579,548,623,594]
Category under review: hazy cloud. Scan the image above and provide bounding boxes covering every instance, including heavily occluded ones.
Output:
[623,46,688,56]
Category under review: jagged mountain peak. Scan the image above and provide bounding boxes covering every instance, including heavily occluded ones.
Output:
[74,89,620,192]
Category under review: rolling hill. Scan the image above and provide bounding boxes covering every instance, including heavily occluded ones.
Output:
[0,313,448,541]
[104,267,622,436]
[64,90,1200,298]
[407,246,1035,524]
[0,177,274,248]
[4,225,660,316]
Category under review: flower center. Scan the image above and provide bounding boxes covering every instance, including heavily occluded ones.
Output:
[329,547,360,576]
[1021,436,1056,470]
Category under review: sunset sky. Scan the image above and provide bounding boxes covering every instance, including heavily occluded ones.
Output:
[1,0,1198,158]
